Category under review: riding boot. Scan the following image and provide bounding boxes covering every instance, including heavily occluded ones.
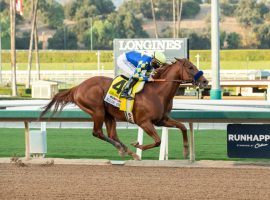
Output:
[120,78,137,100]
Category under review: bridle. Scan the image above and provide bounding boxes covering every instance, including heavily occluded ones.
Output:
[153,60,204,85]
[180,60,204,85]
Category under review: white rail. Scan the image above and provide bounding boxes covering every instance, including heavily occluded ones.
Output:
[1,99,270,161]
[1,99,270,110]
[0,69,269,85]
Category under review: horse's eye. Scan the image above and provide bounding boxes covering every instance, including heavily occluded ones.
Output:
[189,67,193,70]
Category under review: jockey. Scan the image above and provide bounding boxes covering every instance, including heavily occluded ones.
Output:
[117,50,167,100]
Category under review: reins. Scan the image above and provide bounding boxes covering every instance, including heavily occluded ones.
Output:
[152,79,193,84]
[152,59,204,85]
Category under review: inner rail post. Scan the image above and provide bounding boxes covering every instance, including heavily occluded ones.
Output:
[24,121,30,160]
[189,122,195,162]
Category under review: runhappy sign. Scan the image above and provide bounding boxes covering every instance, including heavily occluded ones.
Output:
[227,124,270,158]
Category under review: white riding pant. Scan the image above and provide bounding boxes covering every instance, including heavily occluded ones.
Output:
[117,53,136,77]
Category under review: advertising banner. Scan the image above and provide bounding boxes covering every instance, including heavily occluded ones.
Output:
[227,124,270,158]
[113,38,189,75]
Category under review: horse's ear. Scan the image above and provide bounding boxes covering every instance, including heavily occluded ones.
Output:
[174,57,182,62]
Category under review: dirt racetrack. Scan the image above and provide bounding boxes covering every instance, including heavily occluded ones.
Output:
[0,163,270,200]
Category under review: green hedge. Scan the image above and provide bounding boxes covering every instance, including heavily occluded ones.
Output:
[1,49,270,63]
[0,85,30,97]
[0,50,114,63]
[190,50,270,62]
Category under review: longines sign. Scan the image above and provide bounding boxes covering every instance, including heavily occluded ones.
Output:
[113,38,189,75]
[118,40,185,51]
[227,124,270,158]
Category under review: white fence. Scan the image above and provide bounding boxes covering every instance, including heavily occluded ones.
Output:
[1,99,270,109]
[0,70,114,85]
[0,70,268,85]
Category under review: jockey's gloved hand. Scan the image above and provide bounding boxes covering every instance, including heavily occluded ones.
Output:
[148,77,154,82]
[132,77,139,81]
[152,70,157,75]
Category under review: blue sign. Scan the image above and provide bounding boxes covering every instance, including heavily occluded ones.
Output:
[227,124,270,158]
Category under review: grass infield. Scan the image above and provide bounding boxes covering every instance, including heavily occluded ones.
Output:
[1,49,270,70]
[0,128,268,162]
[0,62,114,71]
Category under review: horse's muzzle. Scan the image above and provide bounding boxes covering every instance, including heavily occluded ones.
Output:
[200,79,209,88]
[194,78,208,88]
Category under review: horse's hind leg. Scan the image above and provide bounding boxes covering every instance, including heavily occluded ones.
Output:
[160,117,189,159]
[91,111,124,150]
[105,115,140,160]
[104,115,126,156]
[74,88,126,156]
[77,102,123,152]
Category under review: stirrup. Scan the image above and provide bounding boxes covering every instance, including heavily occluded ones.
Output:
[125,96,134,100]
[120,89,130,98]
[120,93,134,100]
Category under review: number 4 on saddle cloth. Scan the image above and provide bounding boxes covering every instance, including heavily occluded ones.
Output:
[104,75,145,123]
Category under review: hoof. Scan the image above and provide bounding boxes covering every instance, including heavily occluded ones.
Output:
[132,153,141,161]
[183,146,189,159]
[118,148,127,158]
[131,141,139,147]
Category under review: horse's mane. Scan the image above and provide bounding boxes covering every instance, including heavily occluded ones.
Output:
[153,58,184,79]
[152,63,171,79]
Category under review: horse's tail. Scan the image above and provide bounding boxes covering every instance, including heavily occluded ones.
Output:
[39,87,76,119]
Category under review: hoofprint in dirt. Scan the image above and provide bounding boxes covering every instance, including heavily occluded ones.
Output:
[0,164,269,200]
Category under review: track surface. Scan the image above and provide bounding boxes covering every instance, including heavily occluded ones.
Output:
[0,164,270,200]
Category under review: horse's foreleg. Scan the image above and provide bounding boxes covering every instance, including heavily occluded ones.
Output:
[132,122,161,151]
[161,117,188,159]
[105,116,140,160]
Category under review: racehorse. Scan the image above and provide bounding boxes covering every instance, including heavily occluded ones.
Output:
[40,58,208,160]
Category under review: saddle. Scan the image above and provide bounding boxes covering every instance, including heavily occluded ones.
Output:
[104,75,145,123]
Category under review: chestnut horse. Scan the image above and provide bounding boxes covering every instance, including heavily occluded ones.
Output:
[40,58,208,160]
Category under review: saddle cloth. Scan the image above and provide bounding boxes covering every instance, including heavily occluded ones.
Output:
[104,75,145,123]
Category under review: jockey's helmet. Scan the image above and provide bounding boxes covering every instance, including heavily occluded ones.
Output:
[151,51,167,69]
